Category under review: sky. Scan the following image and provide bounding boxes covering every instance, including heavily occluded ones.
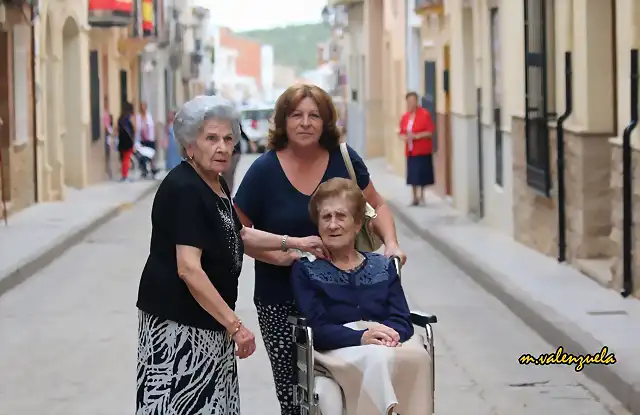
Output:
[195,0,328,31]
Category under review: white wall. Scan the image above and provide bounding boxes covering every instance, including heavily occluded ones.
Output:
[261,45,274,101]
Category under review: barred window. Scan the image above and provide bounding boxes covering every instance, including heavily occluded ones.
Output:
[524,0,554,195]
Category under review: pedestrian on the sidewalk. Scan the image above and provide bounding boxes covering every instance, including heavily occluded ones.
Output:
[399,91,435,206]
[135,95,327,415]
[103,97,114,179]
[234,83,407,415]
[135,101,158,178]
[222,124,253,195]
[164,109,181,171]
[116,102,135,182]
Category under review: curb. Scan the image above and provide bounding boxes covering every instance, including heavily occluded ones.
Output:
[387,199,640,414]
[0,182,160,298]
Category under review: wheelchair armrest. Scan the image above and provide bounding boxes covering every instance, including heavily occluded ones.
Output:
[287,315,308,327]
[410,310,437,326]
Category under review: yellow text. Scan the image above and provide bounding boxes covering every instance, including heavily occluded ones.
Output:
[518,346,616,372]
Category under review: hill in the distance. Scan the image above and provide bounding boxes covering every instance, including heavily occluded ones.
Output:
[239,23,331,73]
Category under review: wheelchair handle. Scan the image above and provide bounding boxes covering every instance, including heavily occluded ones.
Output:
[390,255,402,278]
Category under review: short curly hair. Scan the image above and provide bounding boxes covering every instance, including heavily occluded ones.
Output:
[268,84,341,151]
[308,178,367,226]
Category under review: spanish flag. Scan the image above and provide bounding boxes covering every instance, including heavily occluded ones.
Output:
[142,0,154,32]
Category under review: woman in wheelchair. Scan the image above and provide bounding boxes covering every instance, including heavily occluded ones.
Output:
[291,178,432,415]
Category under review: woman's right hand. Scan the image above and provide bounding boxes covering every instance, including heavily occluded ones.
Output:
[361,325,400,347]
[232,325,256,359]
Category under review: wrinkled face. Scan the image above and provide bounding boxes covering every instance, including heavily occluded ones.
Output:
[286,97,323,148]
[317,195,361,251]
[186,118,235,174]
[406,95,417,112]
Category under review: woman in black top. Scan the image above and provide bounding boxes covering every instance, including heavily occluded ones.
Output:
[117,102,135,181]
[136,95,327,415]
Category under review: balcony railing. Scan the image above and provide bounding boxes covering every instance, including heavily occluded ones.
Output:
[415,0,444,15]
[88,0,134,28]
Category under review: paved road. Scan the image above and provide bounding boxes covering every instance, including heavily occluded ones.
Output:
[0,156,630,415]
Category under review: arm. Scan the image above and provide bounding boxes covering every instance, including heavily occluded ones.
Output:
[235,205,301,265]
[398,114,407,139]
[175,185,239,332]
[412,109,434,140]
[380,261,414,342]
[148,115,155,141]
[177,245,237,330]
[239,226,321,253]
[233,159,296,265]
[291,262,365,351]
[346,146,401,249]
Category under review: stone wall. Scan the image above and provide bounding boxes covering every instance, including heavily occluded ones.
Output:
[511,117,558,257]
[434,112,451,196]
[511,117,613,262]
[609,144,640,297]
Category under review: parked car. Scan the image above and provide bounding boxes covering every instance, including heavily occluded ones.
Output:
[240,104,274,153]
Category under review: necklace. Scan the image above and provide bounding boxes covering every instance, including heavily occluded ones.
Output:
[218,178,234,219]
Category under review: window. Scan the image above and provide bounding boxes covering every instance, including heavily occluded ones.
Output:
[89,51,101,142]
[12,25,29,146]
[524,0,552,195]
[490,7,503,187]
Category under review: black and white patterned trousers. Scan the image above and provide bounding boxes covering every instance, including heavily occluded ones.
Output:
[256,301,300,415]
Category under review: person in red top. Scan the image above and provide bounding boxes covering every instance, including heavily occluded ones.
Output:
[398,92,435,205]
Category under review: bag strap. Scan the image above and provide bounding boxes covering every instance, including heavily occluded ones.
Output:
[340,142,357,184]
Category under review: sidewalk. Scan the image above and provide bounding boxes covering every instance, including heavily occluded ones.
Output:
[0,177,162,297]
[366,158,640,414]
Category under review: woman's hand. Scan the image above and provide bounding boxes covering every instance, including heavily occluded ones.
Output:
[232,325,256,359]
[289,236,330,259]
[384,243,407,265]
[361,324,401,347]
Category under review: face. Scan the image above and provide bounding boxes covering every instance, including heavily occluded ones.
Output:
[406,95,417,111]
[286,97,324,148]
[317,195,361,251]
[186,118,235,174]
[140,102,147,113]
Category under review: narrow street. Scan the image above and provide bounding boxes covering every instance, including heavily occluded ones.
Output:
[0,156,629,415]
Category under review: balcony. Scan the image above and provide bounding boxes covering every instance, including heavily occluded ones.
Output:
[88,0,134,28]
[117,0,156,59]
[415,0,444,15]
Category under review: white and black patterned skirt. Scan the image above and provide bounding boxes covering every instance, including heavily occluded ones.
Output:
[137,311,240,414]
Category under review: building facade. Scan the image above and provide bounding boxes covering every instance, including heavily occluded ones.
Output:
[0,2,37,216]
[411,0,638,297]
[330,0,387,162]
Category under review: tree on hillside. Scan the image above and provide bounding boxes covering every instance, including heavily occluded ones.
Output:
[239,23,331,73]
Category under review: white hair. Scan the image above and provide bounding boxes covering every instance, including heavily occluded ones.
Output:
[173,95,241,152]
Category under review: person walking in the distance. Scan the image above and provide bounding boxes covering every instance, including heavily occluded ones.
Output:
[116,102,135,182]
[222,123,255,194]
[398,92,435,205]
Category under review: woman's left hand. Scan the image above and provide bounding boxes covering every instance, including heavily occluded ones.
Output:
[290,236,330,259]
[384,243,407,265]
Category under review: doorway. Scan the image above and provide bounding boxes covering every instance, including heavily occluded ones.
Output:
[0,31,11,202]
[120,70,128,107]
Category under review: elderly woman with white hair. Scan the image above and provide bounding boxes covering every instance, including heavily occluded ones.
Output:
[135,95,327,414]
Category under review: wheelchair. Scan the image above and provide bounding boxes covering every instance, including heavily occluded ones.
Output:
[287,257,438,415]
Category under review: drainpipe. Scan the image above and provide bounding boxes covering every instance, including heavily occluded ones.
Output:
[621,49,638,298]
[555,51,572,262]
[0,119,6,225]
[30,2,38,205]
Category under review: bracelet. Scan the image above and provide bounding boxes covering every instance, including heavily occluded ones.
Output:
[280,235,289,252]
[228,319,243,339]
